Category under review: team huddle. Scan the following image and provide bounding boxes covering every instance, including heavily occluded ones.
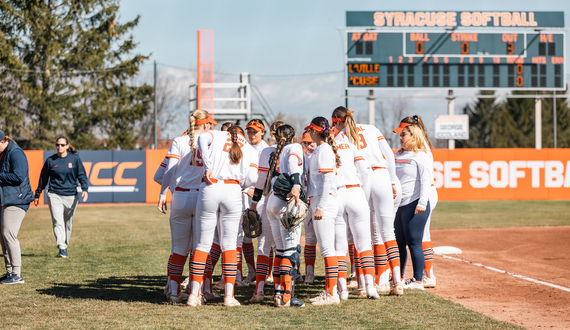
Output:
[154,106,437,307]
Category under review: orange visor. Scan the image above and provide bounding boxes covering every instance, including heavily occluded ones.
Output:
[301,132,313,143]
[304,122,326,133]
[246,121,264,132]
[393,122,413,134]
[196,116,217,126]
[331,110,354,123]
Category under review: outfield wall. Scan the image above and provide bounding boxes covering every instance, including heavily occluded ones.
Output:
[25,148,570,204]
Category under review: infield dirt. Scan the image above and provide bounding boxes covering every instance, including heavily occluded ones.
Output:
[426,226,570,330]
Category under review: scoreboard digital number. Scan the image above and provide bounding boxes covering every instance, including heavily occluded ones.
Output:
[346,31,565,90]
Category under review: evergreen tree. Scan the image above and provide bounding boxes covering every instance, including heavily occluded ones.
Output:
[0,0,152,149]
[461,90,499,148]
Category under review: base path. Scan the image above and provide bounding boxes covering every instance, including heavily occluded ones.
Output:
[429,226,570,330]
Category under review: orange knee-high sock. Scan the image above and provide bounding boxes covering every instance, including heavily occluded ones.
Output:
[385,240,401,284]
[242,242,256,274]
[268,247,274,279]
[423,241,434,279]
[374,244,389,285]
[337,255,347,292]
[165,254,172,292]
[236,247,244,281]
[359,249,375,278]
[354,250,363,279]
[168,253,187,295]
[280,258,293,303]
[190,250,209,296]
[348,244,356,275]
[204,255,214,294]
[209,243,222,270]
[304,245,316,275]
[222,250,238,298]
[273,254,282,293]
[255,255,270,295]
[324,256,339,296]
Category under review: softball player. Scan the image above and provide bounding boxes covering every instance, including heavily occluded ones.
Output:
[257,124,304,308]
[240,119,270,284]
[305,117,342,306]
[332,106,403,296]
[399,115,438,288]
[187,126,258,307]
[300,131,317,284]
[157,110,216,303]
[334,141,379,300]
[392,122,432,290]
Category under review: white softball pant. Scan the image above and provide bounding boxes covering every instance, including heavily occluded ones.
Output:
[255,196,274,257]
[369,169,396,245]
[422,186,438,242]
[309,194,337,258]
[237,191,253,247]
[193,183,242,253]
[266,193,301,258]
[170,190,198,256]
[337,186,372,255]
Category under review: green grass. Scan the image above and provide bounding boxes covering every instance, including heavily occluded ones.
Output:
[0,202,542,329]
[431,200,570,229]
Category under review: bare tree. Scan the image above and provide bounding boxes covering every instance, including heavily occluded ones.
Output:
[375,97,413,148]
[136,71,187,148]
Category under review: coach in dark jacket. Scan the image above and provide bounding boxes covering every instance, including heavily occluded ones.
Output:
[34,136,88,258]
[0,130,34,284]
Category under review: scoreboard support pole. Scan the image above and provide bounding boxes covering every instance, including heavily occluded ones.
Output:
[447,90,455,150]
[535,94,542,150]
[553,92,557,149]
[368,90,375,126]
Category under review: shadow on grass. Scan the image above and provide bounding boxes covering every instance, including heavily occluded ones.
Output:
[38,275,167,303]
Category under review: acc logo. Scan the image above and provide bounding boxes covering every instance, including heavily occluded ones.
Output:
[68,163,73,168]
[82,162,143,186]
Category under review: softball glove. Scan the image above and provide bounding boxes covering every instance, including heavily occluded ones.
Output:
[242,208,262,239]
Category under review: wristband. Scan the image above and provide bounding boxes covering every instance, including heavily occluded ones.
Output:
[252,188,263,202]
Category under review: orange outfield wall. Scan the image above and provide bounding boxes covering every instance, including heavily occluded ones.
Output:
[432,148,570,201]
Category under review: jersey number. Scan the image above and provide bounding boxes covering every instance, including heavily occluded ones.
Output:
[192,149,204,167]
[222,138,244,152]
[358,134,368,149]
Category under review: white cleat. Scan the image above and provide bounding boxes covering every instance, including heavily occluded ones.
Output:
[186,294,202,307]
[213,280,225,290]
[311,292,341,306]
[405,278,425,290]
[366,286,380,299]
[295,273,304,283]
[249,293,264,303]
[310,291,326,302]
[223,296,241,307]
[389,283,404,296]
[169,292,189,304]
[351,288,367,296]
[346,280,359,289]
[339,290,349,301]
[235,280,248,287]
[375,283,391,295]
[243,273,256,284]
[180,277,189,291]
[304,274,314,284]
[423,275,436,288]
[266,276,274,284]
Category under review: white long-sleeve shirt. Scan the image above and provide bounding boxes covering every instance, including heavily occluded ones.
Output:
[159,134,205,199]
[395,150,432,208]
[307,143,337,210]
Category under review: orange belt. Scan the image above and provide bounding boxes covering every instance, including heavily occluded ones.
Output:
[372,167,387,171]
[175,187,199,192]
[338,184,360,189]
[208,178,239,185]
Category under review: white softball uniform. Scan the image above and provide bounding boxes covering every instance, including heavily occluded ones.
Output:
[266,143,304,259]
[302,151,316,247]
[336,125,395,245]
[423,143,438,242]
[334,142,373,256]
[159,134,204,257]
[307,143,337,259]
[193,130,258,254]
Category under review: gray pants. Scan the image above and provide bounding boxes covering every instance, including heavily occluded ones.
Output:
[0,206,26,275]
[47,193,79,250]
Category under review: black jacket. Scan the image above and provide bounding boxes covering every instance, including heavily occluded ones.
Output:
[0,140,34,211]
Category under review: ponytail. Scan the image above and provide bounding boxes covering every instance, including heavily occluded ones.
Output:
[332,106,360,149]
[189,115,197,164]
[228,125,243,165]
[263,124,295,195]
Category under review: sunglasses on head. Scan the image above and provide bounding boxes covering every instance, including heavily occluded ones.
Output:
[56,143,67,147]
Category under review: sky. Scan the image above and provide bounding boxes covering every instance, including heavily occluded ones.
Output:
[119,0,569,144]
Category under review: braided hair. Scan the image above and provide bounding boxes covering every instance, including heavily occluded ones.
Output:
[188,109,210,165]
[331,106,360,149]
[310,117,341,167]
[228,125,243,165]
[263,124,295,196]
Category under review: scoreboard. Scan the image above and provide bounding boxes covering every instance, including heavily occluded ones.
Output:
[345,12,566,90]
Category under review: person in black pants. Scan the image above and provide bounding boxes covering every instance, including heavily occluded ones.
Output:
[34,137,88,258]
[0,130,35,284]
